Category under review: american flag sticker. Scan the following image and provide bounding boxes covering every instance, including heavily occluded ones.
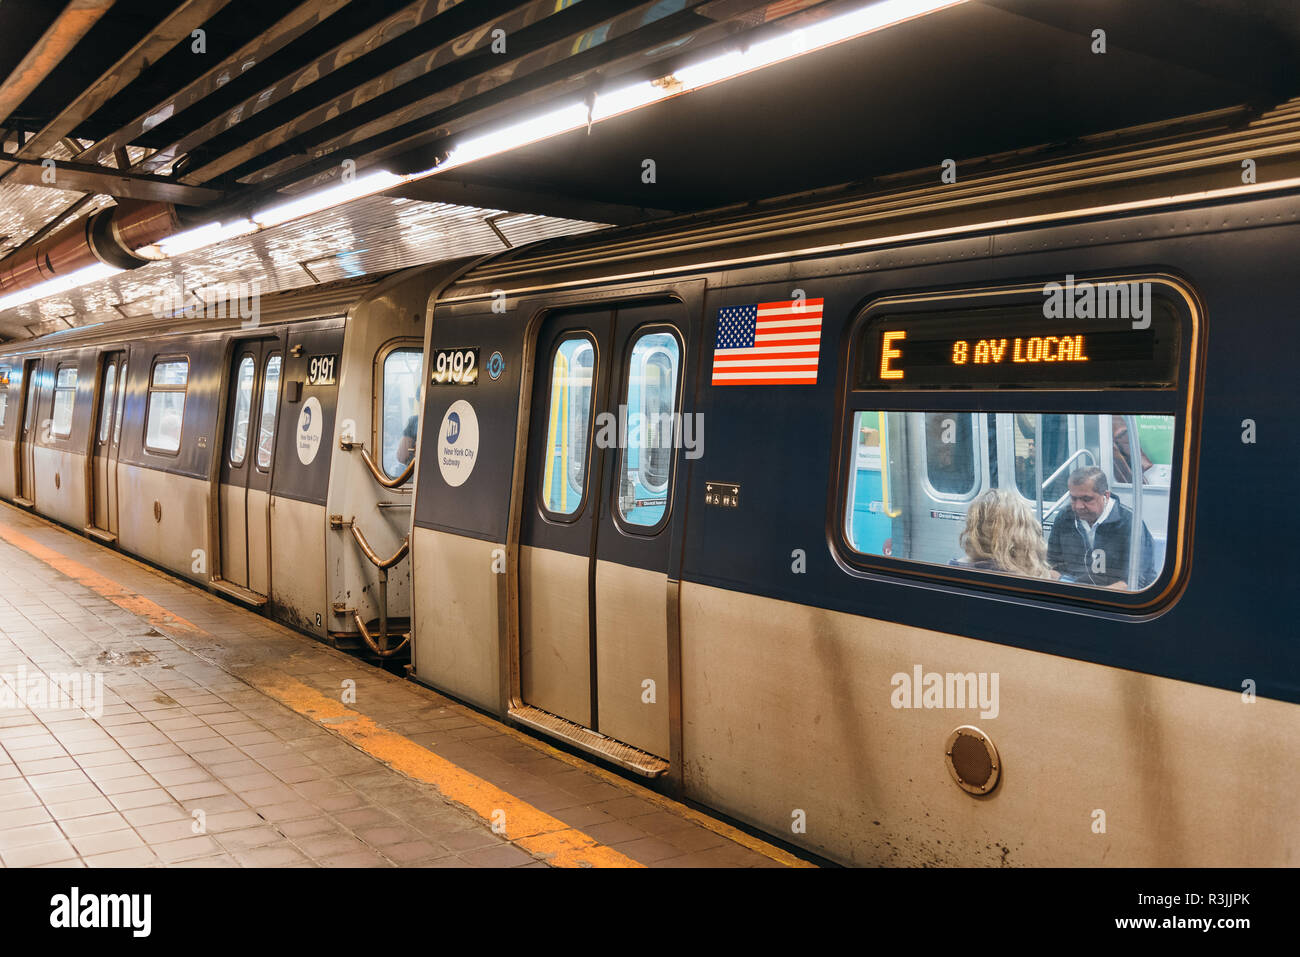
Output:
[710,298,824,385]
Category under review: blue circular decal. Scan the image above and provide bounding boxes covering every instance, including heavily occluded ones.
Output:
[445,411,461,444]
[487,350,505,380]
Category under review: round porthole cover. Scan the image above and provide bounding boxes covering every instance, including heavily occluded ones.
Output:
[945,725,1000,795]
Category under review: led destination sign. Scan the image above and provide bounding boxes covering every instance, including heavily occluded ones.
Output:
[858,301,1180,390]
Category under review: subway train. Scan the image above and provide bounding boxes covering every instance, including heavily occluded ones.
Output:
[0,262,469,657]
[404,106,1300,867]
[2,103,1298,866]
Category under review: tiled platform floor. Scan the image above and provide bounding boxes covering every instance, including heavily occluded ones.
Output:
[0,505,800,868]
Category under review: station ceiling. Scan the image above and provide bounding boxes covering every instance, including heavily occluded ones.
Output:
[1,0,1298,338]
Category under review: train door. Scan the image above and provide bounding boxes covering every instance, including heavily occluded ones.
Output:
[519,303,685,761]
[15,359,41,505]
[218,339,282,598]
[90,351,126,537]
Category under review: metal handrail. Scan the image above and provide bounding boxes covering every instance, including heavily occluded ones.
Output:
[351,610,410,659]
[339,437,415,489]
[335,517,411,656]
[350,522,409,570]
[878,414,902,518]
[1125,415,1144,591]
[1041,446,1097,495]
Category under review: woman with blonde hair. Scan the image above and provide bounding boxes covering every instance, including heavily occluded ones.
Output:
[957,488,1053,579]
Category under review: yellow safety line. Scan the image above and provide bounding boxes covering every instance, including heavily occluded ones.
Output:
[0,508,817,869]
[452,704,819,868]
[244,669,640,868]
[0,518,639,868]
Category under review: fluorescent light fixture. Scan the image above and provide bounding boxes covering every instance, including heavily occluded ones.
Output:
[440,102,591,171]
[251,169,406,228]
[439,0,965,168]
[1,0,966,312]
[148,218,260,258]
[0,262,123,312]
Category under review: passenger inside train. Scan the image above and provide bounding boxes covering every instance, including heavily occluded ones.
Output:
[954,488,1055,579]
[1047,466,1158,590]
[846,412,1170,591]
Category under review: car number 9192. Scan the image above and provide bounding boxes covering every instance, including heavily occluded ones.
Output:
[431,348,478,385]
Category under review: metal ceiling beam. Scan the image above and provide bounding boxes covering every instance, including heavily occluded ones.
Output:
[16,0,236,161]
[0,155,222,205]
[211,0,774,189]
[74,0,357,169]
[175,0,602,185]
[131,0,463,176]
[0,0,116,128]
[247,0,786,198]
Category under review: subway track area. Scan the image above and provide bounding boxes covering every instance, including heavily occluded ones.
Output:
[0,504,809,869]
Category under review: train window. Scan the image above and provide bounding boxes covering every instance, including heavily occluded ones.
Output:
[97,363,117,443]
[257,354,281,470]
[844,410,1173,593]
[229,356,255,466]
[113,360,126,446]
[617,331,680,529]
[540,335,596,517]
[145,358,189,454]
[0,366,8,428]
[380,348,422,481]
[923,412,977,497]
[52,365,77,438]
[567,342,594,495]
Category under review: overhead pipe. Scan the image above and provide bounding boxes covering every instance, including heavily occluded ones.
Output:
[0,199,181,294]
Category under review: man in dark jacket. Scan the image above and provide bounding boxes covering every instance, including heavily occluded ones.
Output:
[1047,466,1157,589]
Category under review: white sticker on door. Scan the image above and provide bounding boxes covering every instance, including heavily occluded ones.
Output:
[296,396,323,465]
[437,399,479,487]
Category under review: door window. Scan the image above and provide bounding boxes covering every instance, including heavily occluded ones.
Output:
[97,363,117,444]
[256,354,281,470]
[617,331,680,529]
[228,356,255,466]
[540,336,596,517]
[380,348,423,480]
[52,366,77,438]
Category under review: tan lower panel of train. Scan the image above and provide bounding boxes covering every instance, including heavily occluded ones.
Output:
[91,450,115,534]
[218,483,248,587]
[246,487,270,597]
[269,495,326,636]
[678,582,1300,867]
[0,437,15,500]
[594,559,669,758]
[410,527,503,713]
[117,466,210,581]
[519,544,591,729]
[32,447,85,530]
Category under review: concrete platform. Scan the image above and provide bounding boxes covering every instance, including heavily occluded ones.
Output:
[0,504,811,869]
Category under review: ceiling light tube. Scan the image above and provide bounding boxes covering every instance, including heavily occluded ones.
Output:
[251,169,407,228]
[0,262,123,312]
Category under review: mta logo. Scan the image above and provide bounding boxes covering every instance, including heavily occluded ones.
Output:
[301,406,312,430]
[446,412,461,444]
